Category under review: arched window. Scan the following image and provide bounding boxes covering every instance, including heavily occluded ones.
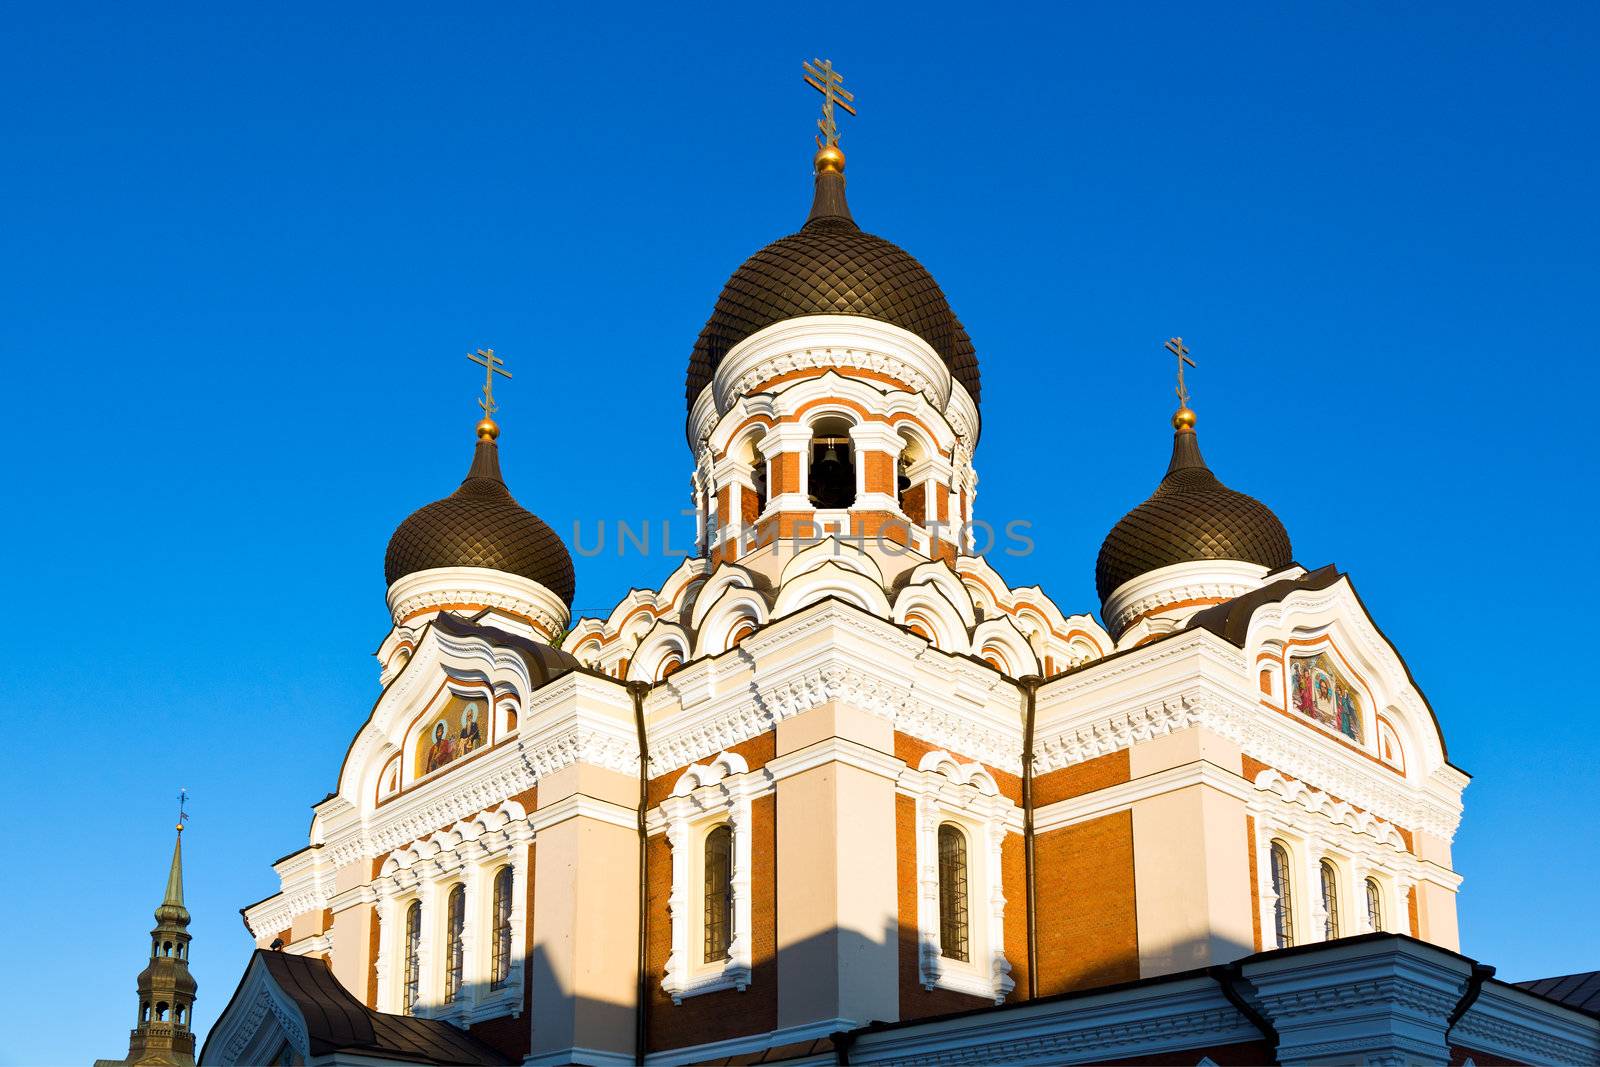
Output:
[491,866,514,990]
[937,823,970,962]
[140,1002,150,1024]
[1320,860,1341,940]
[175,1005,186,1027]
[703,824,734,963]
[808,417,856,509]
[1366,877,1384,932]
[156,1002,169,1022]
[896,434,924,524]
[402,900,422,1015]
[444,883,466,1003]
[1270,841,1295,948]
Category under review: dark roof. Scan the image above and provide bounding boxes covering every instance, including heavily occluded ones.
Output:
[203,950,504,1065]
[685,162,979,411]
[1517,971,1600,1016]
[1186,564,1340,645]
[385,434,575,605]
[1185,565,1455,764]
[1096,424,1292,618]
[432,609,582,682]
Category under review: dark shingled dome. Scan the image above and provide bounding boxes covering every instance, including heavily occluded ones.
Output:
[1096,425,1292,605]
[685,162,979,410]
[385,435,576,606]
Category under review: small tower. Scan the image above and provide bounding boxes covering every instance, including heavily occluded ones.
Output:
[103,815,198,1066]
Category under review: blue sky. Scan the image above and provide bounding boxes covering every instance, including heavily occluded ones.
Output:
[2,4,1596,1062]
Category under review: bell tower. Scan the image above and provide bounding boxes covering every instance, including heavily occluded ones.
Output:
[101,810,198,1067]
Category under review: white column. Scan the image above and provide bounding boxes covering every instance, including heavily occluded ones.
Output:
[374,892,397,1012]
[460,857,484,1010]
[1303,836,1327,942]
[1255,823,1281,948]
[417,878,439,1012]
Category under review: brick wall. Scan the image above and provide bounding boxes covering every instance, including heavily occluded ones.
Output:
[645,793,778,1052]
[896,792,993,1020]
[1033,750,1130,807]
[1034,811,1140,993]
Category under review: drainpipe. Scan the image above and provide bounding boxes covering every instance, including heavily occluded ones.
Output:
[628,680,653,1065]
[1209,962,1277,1058]
[1445,963,1496,1045]
[1017,673,1043,1000]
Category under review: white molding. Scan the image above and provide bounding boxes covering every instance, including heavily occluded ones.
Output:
[386,566,570,639]
[842,974,1255,1065]
[1033,759,1252,834]
[1102,559,1270,639]
[901,751,1016,1004]
[709,315,955,427]
[658,752,765,1004]
[644,1017,860,1066]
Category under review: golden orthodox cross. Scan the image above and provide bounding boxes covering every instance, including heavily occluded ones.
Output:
[803,58,856,148]
[1165,337,1196,409]
[468,347,512,419]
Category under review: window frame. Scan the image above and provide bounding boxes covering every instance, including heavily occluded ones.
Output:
[659,751,759,1003]
[402,899,422,1016]
[443,883,466,1004]
[904,750,1016,1004]
[1320,859,1341,941]
[1270,840,1296,949]
[490,865,514,990]
[937,822,972,963]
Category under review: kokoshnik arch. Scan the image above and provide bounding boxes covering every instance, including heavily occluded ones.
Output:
[133,62,1597,1067]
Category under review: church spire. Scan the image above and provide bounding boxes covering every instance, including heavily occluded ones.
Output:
[101,798,198,1067]
[802,58,857,228]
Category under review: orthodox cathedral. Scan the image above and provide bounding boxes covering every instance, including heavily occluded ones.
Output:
[109,64,1598,1066]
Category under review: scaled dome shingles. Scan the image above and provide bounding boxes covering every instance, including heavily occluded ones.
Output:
[1095,439,1293,603]
[685,216,980,409]
[385,459,576,607]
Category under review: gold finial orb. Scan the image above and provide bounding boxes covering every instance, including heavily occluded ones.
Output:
[814,144,845,174]
[1172,407,1197,431]
[476,417,500,440]
[175,822,185,833]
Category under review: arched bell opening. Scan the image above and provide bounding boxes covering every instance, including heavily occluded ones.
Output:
[735,433,768,516]
[808,416,856,510]
[897,430,926,525]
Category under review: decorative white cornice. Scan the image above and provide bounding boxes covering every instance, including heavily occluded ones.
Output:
[386,566,570,638]
[709,315,954,427]
[1102,559,1270,639]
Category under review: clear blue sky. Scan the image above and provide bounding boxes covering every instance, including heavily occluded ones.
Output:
[2,4,1595,1063]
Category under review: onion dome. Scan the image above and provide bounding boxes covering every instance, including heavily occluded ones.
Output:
[1096,407,1293,606]
[685,145,979,409]
[385,420,576,606]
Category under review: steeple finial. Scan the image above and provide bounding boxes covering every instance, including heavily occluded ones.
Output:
[802,59,857,227]
[803,57,855,151]
[1165,336,1197,431]
[468,347,511,441]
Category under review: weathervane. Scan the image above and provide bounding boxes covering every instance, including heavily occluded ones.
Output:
[1165,337,1195,411]
[468,348,512,422]
[176,787,190,834]
[803,58,856,148]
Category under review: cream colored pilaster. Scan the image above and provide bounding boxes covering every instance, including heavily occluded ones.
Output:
[772,702,902,1032]
[1303,833,1328,941]
[460,856,485,1006]
[374,894,397,1012]
[328,901,375,1004]
[526,763,640,1065]
[1128,727,1255,976]
[1411,830,1461,951]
